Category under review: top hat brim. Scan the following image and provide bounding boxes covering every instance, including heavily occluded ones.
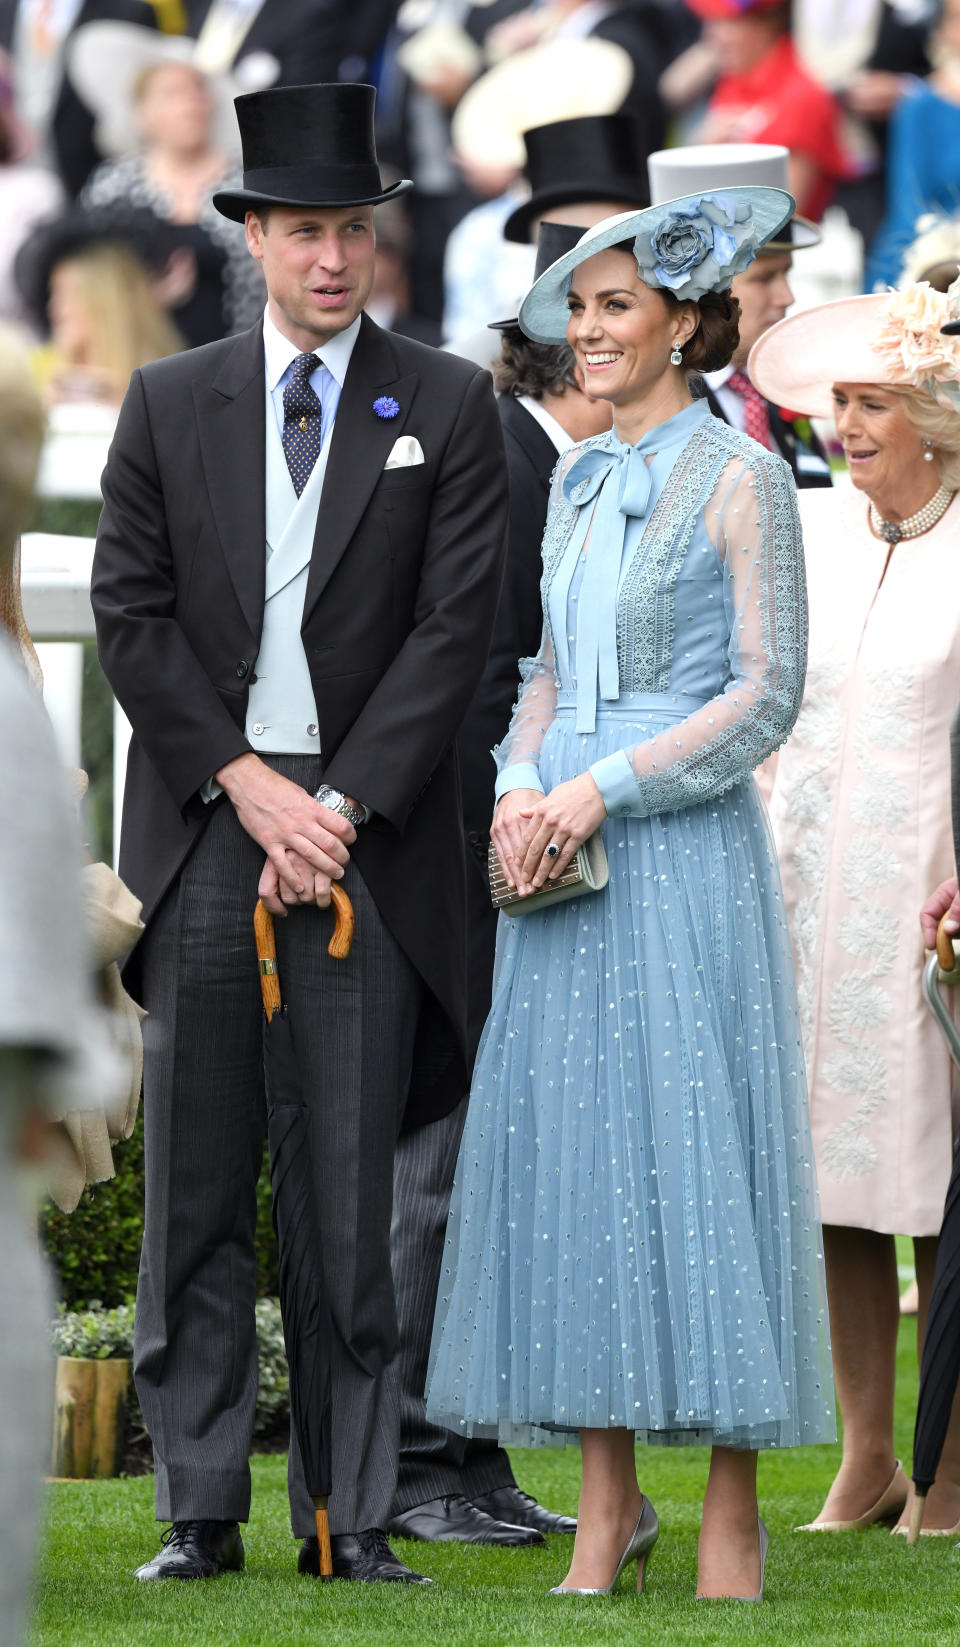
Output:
[761,213,821,252]
[504,178,652,245]
[213,176,413,223]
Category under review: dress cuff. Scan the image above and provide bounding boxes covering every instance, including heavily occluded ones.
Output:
[494,762,544,802]
[589,750,637,816]
[199,776,223,804]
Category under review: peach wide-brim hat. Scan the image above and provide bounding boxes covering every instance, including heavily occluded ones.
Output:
[748,290,960,416]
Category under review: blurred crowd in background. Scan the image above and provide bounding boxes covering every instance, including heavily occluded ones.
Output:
[0,0,956,415]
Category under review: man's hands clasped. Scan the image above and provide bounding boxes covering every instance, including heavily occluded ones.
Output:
[217,753,357,915]
[492,773,606,897]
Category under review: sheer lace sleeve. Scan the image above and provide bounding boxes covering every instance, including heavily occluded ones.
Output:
[589,450,807,818]
[492,622,559,800]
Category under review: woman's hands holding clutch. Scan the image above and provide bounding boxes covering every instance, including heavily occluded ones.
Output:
[492,774,606,896]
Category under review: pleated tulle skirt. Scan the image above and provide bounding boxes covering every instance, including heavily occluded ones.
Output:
[426,699,835,1451]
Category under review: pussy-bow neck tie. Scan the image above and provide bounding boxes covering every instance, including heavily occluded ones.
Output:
[560,437,654,732]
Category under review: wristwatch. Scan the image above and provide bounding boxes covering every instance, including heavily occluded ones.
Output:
[314,784,367,828]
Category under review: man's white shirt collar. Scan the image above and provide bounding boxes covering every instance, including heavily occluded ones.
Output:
[517,393,575,455]
[262,305,362,391]
[704,364,736,392]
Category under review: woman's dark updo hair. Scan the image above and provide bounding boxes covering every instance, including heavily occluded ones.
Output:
[664,287,741,373]
[609,239,741,372]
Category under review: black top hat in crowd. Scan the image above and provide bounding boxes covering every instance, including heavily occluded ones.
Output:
[213,82,412,223]
[489,220,585,332]
[503,113,653,245]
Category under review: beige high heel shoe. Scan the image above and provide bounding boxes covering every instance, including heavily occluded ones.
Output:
[696,1518,769,1602]
[548,1496,659,1596]
[795,1461,908,1531]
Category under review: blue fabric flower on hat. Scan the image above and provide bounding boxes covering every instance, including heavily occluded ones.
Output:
[373,395,400,419]
[633,195,757,301]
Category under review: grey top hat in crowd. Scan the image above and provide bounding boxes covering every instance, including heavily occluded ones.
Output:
[489,221,585,332]
[648,144,819,252]
[212,82,412,223]
[518,187,794,345]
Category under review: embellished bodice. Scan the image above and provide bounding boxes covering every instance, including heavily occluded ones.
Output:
[495,399,808,821]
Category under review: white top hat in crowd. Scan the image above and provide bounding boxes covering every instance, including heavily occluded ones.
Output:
[66,21,256,160]
[647,144,820,251]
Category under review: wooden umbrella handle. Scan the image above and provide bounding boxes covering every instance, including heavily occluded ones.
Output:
[254,899,282,1021]
[328,883,355,959]
[255,888,355,1007]
[936,913,960,977]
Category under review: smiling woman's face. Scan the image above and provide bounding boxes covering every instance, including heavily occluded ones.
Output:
[564,247,695,408]
[831,382,927,504]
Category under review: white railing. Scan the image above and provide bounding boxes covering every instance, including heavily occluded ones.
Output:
[19,532,130,867]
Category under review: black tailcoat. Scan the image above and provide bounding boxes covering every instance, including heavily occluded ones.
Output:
[456,392,557,1061]
[92,313,508,1125]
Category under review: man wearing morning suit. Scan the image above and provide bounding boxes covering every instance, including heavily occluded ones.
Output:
[91,81,508,1585]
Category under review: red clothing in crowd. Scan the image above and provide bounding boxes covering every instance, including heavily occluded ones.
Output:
[706,35,854,219]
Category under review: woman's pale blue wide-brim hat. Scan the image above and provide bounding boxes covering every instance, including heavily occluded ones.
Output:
[518,187,795,345]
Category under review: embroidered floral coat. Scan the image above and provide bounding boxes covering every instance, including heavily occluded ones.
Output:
[768,485,960,1234]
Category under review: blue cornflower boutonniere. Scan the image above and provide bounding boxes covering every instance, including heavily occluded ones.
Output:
[373,395,400,420]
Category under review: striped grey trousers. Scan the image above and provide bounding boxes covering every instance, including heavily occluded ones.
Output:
[135,756,420,1536]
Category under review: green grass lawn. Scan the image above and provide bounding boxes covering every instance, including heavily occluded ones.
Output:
[31,1319,958,1647]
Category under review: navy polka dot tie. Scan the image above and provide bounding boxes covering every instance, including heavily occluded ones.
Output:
[282,352,323,497]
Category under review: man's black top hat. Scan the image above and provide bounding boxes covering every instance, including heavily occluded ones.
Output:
[213,82,412,223]
[490,220,584,332]
[13,204,185,333]
[503,113,652,245]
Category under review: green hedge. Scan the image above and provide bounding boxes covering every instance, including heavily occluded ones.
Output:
[41,1119,280,1309]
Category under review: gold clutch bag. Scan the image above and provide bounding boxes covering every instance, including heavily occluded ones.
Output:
[488,832,609,916]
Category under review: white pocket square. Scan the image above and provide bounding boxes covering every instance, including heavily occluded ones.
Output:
[384,435,425,469]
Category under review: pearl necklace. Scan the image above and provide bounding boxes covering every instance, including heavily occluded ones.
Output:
[870,485,954,544]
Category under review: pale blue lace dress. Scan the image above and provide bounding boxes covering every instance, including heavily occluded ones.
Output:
[426,399,834,1451]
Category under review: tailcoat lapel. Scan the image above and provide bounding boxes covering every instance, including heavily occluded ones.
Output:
[193,322,267,639]
[303,313,419,624]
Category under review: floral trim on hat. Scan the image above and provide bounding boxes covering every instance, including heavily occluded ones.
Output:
[873,282,960,413]
[632,194,758,302]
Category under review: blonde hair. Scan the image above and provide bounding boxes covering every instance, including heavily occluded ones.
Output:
[0,325,45,682]
[888,383,960,491]
[54,243,183,393]
[131,59,205,105]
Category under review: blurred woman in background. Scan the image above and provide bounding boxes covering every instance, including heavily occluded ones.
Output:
[70,22,263,343]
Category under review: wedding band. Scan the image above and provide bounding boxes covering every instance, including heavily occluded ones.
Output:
[546,843,560,859]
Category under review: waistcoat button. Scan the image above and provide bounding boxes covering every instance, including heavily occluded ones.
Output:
[236,660,249,678]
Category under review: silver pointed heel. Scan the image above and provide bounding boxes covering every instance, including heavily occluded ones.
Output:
[548,1495,659,1596]
[696,1517,769,1603]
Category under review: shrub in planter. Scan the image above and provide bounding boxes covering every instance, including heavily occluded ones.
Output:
[50,1295,290,1470]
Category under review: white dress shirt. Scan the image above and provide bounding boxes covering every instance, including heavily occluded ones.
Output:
[516,394,575,456]
[703,364,747,433]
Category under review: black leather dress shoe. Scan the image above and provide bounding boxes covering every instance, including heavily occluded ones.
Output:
[387,1493,544,1546]
[133,1520,244,1580]
[472,1486,577,1537]
[299,1528,432,1584]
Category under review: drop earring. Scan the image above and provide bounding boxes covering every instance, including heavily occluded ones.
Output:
[923,439,935,462]
[670,342,683,366]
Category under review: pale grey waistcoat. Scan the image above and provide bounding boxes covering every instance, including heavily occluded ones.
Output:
[244,395,333,754]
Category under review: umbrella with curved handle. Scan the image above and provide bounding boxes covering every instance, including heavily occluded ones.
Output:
[907,913,960,1542]
[254,885,355,1579]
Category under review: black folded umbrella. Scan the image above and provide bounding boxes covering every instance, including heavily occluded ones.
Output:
[908,918,960,1541]
[255,891,355,1577]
